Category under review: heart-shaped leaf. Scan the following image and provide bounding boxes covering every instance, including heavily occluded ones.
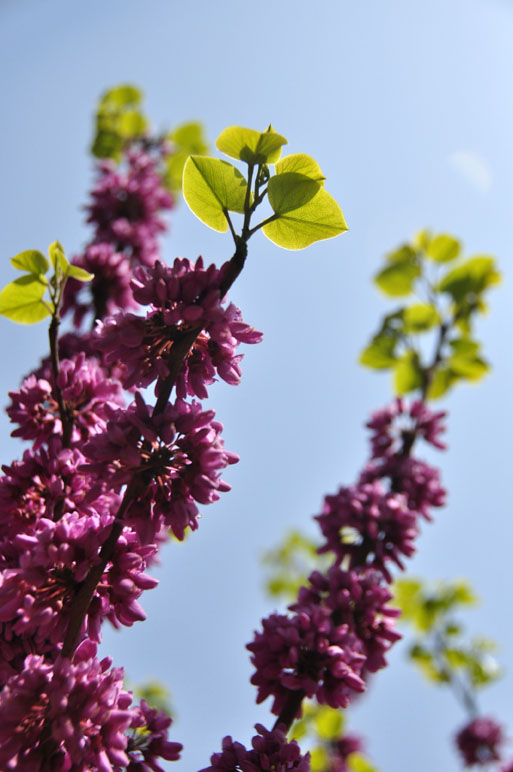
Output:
[216,125,287,164]
[183,156,248,232]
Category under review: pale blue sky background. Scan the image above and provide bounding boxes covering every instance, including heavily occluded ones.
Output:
[1,1,513,770]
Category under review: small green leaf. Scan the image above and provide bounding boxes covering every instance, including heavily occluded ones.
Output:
[359,335,398,369]
[413,228,432,251]
[449,353,489,381]
[394,350,423,394]
[183,156,248,232]
[117,110,147,138]
[439,256,500,302]
[99,84,142,108]
[427,234,461,263]
[275,153,325,183]
[426,367,457,399]
[386,244,418,265]
[164,122,209,193]
[267,173,322,215]
[314,706,344,740]
[11,250,49,275]
[216,125,288,164]
[67,264,94,282]
[403,303,440,332]
[49,241,68,272]
[0,275,51,324]
[348,753,379,772]
[263,185,347,250]
[310,746,330,772]
[375,262,421,296]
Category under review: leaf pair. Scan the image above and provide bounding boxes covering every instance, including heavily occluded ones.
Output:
[182,124,347,250]
[0,243,92,325]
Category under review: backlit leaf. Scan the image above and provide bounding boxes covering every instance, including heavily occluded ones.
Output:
[375,262,420,296]
[183,156,248,232]
[359,335,398,369]
[275,153,325,183]
[403,303,440,332]
[439,256,500,302]
[263,185,347,250]
[49,241,68,272]
[427,234,461,263]
[10,249,49,275]
[67,264,94,282]
[216,125,288,164]
[0,275,51,324]
[314,706,344,740]
[394,350,423,394]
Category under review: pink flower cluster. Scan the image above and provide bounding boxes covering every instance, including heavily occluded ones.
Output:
[246,399,447,735]
[455,717,504,767]
[95,257,262,398]
[0,134,256,766]
[200,724,311,772]
[0,639,181,771]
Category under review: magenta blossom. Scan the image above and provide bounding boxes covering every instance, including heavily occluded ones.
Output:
[87,149,173,266]
[83,392,238,542]
[95,257,262,397]
[366,398,447,459]
[200,723,310,772]
[247,609,366,717]
[455,717,505,767]
[291,566,401,673]
[316,481,418,582]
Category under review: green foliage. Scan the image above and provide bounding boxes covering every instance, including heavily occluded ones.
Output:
[0,243,92,325]
[133,680,173,716]
[216,125,287,164]
[164,122,208,193]
[393,350,423,395]
[361,230,500,399]
[0,275,50,324]
[394,577,501,693]
[263,181,347,250]
[183,124,347,251]
[348,754,380,772]
[91,84,148,160]
[182,156,248,232]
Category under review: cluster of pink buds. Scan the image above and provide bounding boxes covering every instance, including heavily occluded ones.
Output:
[0,132,263,770]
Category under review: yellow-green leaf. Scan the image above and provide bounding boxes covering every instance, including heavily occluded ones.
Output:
[216,125,288,164]
[310,746,330,772]
[10,249,49,275]
[426,367,457,399]
[427,234,461,263]
[263,186,347,250]
[375,262,421,296]
[359,335,397,369]
[164,122,209,193]
[394,350,423,395]
[67,264,94,282]
[348,753,379,772]
[402,303,440,332]
[439,256,500,302]
[314,706,344,740]
[0,275,51,324]
[267,173,322,215]
[183,156,248,232]
[275,153,325,183]
[49,241,68,272]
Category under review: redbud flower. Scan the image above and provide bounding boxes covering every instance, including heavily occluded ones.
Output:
[247,609,365,717]
[316,481,418,582]
[455,717,504,767]
[200,723,310,772]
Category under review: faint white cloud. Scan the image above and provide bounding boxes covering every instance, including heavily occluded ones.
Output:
[449,150,493,193]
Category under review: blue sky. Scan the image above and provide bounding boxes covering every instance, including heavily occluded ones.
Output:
[1,1,513,770]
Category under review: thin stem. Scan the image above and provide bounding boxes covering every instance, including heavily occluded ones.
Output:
[272,689,306,733]
[248,212,279,237]
[48,313,73,447]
